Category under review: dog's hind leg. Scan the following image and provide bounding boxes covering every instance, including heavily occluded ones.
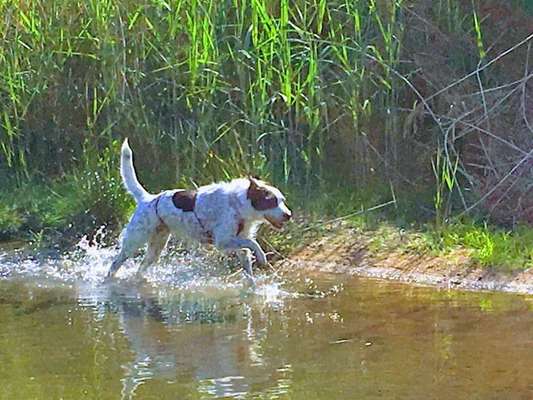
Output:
[106,221,152,279]
[107,251,129,279]
[136,224,170,279]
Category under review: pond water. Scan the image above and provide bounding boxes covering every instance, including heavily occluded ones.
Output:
[0,240,532,399]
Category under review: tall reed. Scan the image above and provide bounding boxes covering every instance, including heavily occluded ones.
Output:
[0,0,404,187]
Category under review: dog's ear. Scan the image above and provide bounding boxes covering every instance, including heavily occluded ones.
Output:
[247,176,279,210]
[248,175,259,189]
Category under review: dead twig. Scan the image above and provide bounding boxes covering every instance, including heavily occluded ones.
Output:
[426,32,533,101]
[301,200,397,233]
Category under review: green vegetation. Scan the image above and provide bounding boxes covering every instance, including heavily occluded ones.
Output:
[426,222,533,270]
[0,0,531,270]
[0,141,132,242]
[364,220,533,271]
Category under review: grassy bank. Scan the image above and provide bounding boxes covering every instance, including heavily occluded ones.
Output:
[270,190,533,272]
[0,1,532,270]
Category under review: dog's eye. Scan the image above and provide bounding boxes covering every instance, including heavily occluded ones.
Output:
[251,193,278,210]
[264,194,278,203]
[264,195,278,207]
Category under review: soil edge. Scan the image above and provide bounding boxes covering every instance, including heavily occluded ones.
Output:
[278,225,533,295]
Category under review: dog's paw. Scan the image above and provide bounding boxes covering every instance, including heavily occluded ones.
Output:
[254,250,267,266]
[135,271,148,283]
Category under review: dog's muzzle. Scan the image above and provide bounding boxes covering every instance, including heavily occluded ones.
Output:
[266,211,291,230]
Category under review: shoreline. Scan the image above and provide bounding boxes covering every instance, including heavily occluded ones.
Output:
[280,259,533,295]
[278,225,533,295]
[1,226,532,295]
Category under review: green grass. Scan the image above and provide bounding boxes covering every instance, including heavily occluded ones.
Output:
[426,222,533,271]
[364,219,533,272]
[0,0,406,185]
[0,141,133,244]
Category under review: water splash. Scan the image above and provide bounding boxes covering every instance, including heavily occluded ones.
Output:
[0,226,293,306]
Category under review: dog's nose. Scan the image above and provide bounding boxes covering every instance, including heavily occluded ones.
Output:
[283,211,292,221]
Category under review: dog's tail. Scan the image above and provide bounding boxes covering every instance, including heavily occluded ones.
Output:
[120,138,152,203]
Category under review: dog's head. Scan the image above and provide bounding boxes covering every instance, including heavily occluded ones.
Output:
[246,177,292,229]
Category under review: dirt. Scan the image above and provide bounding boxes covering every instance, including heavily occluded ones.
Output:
[278,225,533,295]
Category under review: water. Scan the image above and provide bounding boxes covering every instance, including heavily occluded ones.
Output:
[0,238,532,399]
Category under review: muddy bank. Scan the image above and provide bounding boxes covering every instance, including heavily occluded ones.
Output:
[278,226,533,295]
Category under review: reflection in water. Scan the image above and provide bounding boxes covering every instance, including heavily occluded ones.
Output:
[78,280,292,400]
[111,286,179,399]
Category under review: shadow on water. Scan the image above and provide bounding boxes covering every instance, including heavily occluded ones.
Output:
[0,234,532,400]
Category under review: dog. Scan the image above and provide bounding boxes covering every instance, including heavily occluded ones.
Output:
[106,139,292,280]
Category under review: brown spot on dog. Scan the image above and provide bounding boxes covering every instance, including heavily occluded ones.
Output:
[172,190,197,212]
[247,178,278,211]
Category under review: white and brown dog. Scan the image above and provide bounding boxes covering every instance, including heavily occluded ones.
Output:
[106,139,292,280]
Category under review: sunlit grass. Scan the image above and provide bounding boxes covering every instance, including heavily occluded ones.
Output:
[0,0,405,183]
[374,219,533,272]
[429,222,533,270]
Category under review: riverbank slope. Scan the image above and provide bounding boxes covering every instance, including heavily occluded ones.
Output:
[276,223,533,295]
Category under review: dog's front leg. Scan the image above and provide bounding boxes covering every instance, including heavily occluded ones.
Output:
[237,249,254,278]
[217,237,267,266]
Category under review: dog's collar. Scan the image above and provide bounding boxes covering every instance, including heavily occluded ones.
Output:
[153,195,165,225]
